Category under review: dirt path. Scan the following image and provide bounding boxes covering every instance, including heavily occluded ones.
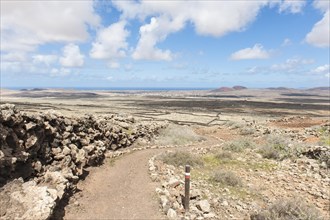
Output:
[63,149,165,220]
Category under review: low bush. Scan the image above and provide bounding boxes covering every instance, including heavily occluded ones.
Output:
[258,135,302,160]
[223,139,255,152]
[318,125,330,146]
[215,151,233,160]
[160,151,203,167]
[211,170,242,187]
[155,124,204,145]
[258,145,281,160]
[250,198,323,220]
[319,151,330,168]
[240,127,256,135]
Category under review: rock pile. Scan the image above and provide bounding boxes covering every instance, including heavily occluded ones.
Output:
[148,152,217,219]
[301,145,330,168]
[0,104,165,219]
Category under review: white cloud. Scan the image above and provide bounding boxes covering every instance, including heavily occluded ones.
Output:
[106,76,114,81]
[245,57,315,75]
[113,1,270,61]
[313,0,330,12]
[271,58,314,72]
[1,1,100,52]
[90,21,130,61]
[32,55,58,66]
[305,0,329,47]
[2,52,27,62]
[60,44,84,67]
[132,16,184,61]
[112,1,311,61]
[281,38,292,46]
[305,10,330,47]
[114,1,269,37]
[278,0,306,13]
[247,66,258,73]
[230,44,271,60]
[1,60,50,75]
[311,64,330,78]
[50,68,71,77]
[107,61,120,69]
[312,64,330,73]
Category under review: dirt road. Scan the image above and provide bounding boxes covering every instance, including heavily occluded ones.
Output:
[63,149,165,220]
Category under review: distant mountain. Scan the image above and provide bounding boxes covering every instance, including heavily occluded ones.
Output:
[211,85,247,92]
[232,85,247,90]
[307,87,330,91]
[267,87,291,90]
[20,88,48,92]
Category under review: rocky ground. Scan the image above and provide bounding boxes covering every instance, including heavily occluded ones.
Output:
[0,104,165,219]
[148,121,330,219]
[1,88,329,219]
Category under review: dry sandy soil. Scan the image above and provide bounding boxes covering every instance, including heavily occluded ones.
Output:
[1,88,329,219]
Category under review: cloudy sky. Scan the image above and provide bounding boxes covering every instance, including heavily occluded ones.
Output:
[1,0,329,89]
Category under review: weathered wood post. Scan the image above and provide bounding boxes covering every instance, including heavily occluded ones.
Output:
[184,165,191,212]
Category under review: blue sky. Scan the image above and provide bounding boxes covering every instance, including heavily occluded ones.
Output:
[1,0,329,89]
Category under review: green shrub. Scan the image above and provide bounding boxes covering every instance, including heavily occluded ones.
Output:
[223,139,255,152]
[160,151,203,167]
[258,145,281,160]
[215,151,233,160]
[251,198,323,220]
[211,170,242,187]
[318,125,330,146]
[258,135,302,160]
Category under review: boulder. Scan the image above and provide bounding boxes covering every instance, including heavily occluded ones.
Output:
[167,208,177,220]
[197,200,211,213]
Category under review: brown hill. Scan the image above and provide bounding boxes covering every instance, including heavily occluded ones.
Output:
[211,85,247,92]
[307,87,330,91]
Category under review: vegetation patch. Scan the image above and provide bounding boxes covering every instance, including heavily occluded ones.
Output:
[239,127,256,135]
[251,198,323,220]
[318,125,330,146]
[258,135,302,160]
[203,153,276,171]
[160,151,203,167]
[155,124,204,145]
[210,170,242,187]
[223,139,255,152]
[215,151,233,160]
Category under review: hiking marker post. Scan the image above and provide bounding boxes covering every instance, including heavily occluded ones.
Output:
[184,165,190,212]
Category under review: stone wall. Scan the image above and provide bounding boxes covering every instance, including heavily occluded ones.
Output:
[0,104,165,219]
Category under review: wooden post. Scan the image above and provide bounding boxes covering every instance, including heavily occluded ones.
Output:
[184,165,190,212]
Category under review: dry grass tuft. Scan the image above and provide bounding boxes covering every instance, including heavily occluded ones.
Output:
[223,139,255,152]
[160,151,203,167]
[155,124,204,145]
[215,151,233,160]
[250,198,323,220]
[258,135,302,160]
[211,170,242,187]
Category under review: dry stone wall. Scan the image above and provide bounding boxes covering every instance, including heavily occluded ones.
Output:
[0,104,166,219]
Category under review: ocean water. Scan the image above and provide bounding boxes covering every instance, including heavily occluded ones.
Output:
[5,87,214,91]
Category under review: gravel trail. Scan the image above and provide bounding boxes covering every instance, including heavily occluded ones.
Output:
[63,149,165,220]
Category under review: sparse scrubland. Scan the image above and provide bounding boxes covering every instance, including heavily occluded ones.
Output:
[152,118,329,219]
[154,124,204,146]
[1,88,329,219]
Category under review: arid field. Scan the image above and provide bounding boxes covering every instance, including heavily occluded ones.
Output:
[0,87,329,219]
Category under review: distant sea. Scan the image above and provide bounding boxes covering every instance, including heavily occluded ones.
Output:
[5,87,214,91]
